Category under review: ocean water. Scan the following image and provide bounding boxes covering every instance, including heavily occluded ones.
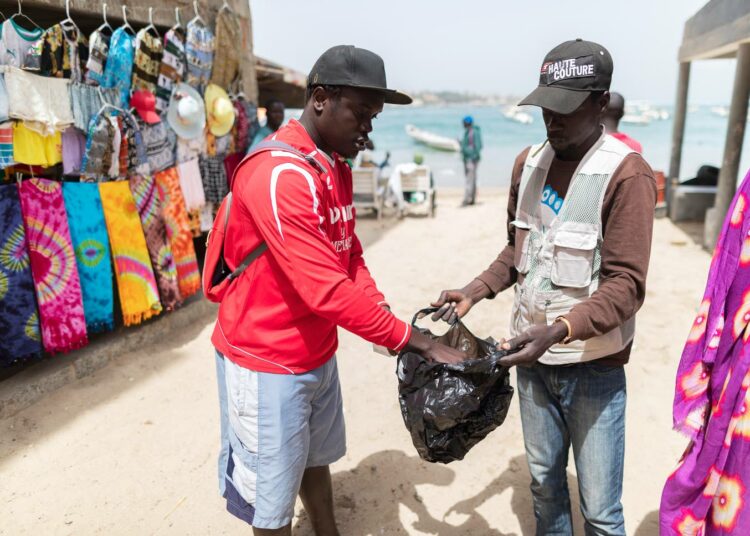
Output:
[325,104,750,188]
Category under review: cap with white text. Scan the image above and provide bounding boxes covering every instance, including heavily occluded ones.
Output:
[519,39,613,114]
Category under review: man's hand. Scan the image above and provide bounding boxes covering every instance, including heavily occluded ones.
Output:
[404,329,467,364]
[430,280,491,324]
[498,323,568,367]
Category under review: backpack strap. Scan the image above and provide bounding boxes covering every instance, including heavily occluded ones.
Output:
[225,140,328,281]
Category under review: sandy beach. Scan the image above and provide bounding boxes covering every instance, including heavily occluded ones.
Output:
[0,188,710,535]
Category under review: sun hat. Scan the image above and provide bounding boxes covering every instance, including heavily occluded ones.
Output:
[308,45,412,105]
[166,83,206,139]
[205,83,236,137]
[519,38,613,115]
[131,90,160,124]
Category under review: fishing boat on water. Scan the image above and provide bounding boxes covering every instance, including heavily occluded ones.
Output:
[405,124,460,152]
[502,106,534,125]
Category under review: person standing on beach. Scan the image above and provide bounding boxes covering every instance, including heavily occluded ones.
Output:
[603,92,643,153]
[432,39,656,534]
[248,98,286,150]
[212,45,466,536]
[460,115,482,206]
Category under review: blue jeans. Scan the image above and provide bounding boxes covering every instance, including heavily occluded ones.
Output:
[216,352,229,497]
[517,362,626,536]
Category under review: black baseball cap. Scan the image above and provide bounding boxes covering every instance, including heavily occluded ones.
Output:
[519,39,613,114]
[308,45,412,105]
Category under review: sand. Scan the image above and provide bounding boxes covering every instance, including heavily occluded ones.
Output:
[0,189,710,535]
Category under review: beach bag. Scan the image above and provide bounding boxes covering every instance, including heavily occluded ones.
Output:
[203,140,325,302]
[397,308,515,463]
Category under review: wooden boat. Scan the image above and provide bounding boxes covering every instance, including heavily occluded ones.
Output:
[405,124,460,152]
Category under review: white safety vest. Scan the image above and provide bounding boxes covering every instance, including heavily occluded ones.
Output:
[510,132,635,364]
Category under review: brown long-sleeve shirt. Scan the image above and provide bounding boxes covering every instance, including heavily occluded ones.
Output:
[475,145,657,365]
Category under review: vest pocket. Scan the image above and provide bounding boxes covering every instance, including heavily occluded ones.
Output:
[551,223,598,288]
[512,220,532,274]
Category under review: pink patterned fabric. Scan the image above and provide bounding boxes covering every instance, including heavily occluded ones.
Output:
[18,179,88,354]
[661,169,750,534]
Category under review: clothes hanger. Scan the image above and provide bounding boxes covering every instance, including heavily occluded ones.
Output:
[0,12,6,22]
[143,7,161,38]
[95,3,113,36]
[220,0,232,14]
[189,1,205,26]
[171,7,183,31]
[60,0,81,36]
[120,5,135,35]
[10,0,43,31]
[97,86,126,116]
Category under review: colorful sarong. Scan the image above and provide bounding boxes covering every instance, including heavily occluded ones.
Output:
[129,174,182,311]
[154,167,200,299]
[62,183,114,333]
[661,169,750,534]
[99,181,162,326]
[18,179,88,354]
[0,184,42,365]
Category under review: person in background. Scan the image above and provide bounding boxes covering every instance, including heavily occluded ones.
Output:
[460,115,482,206]
[248,98,285,150]
[603,92,643,153]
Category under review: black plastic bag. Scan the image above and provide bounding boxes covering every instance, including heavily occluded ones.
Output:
[397,308,515,464]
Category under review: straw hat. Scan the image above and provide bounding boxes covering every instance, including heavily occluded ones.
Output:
[166,83,206,140]
[205,83,236,137]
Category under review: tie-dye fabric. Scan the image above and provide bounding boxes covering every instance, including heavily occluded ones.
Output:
[99,181,162,326]
[18,179,88,354]
[129,174,182,311]
[62,183,114,333]
[154,167,200,299]
[661,169,750,535]
[0,184,42,366]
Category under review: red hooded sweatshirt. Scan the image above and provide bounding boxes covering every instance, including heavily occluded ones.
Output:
[211,119,412,373]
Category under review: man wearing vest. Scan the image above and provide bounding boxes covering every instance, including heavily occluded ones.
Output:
[211,46,466,535]
[433,40,656,535]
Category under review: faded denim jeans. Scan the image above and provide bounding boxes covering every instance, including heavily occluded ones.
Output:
[517,362,626,536]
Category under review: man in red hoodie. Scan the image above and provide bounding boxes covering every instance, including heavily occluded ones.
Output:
[212,46,465,535]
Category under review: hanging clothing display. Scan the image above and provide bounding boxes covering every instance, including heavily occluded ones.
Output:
[13,123,62,167]
[0,74,10,123]
[81,112,117,181]
[102,27,135,109]
[154,167,200,299]
[223,152,243,187]
[209,10,240,89]
[68,83,119,133]
[62,183,114,333]
[0,19,44,69]
[0,184,42,366]
[120,110,150,177]
[84,29,110,86]
[232,99,250,154]
[40,23,89,82]
[177,158,205,211]
[0,122,15,169]
[129,173,182,311]
[5,67,75,135]
[176,133,206,163]
[155,28,186,113]
[131,29,163,94]
[139,119,177,174]
[18,179,88,354]
[99,181,162,326]
[185,21,214,94]
[199,155,228,204]
[62,128,86,176]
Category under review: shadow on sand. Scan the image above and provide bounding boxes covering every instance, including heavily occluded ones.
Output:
[293,451,586,535]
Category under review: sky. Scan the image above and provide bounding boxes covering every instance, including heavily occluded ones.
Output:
[251,0,738,105]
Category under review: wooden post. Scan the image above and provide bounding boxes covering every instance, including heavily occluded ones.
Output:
[704,42,750,250]
[667,62,690,215]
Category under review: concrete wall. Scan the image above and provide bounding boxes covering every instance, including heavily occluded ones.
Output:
[1,0,258,102]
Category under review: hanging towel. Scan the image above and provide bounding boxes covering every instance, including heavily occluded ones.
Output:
[62,183,114,333]
[129,173,182,311]
[177,157,206,211]
[99,181,162,325]
[18,179,88,354]
[0,184,42,366]
[154,167,200,298]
